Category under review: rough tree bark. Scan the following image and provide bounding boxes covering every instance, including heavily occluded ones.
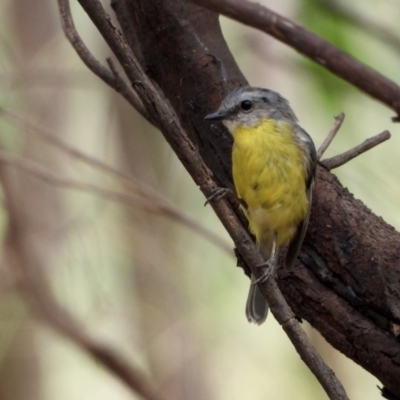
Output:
[109,0,400,397]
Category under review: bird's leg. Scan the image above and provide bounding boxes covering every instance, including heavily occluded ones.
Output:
[252,234,278,285]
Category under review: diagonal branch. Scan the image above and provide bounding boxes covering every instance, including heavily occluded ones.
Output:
[190,0,400,119]
[70,1,349,398]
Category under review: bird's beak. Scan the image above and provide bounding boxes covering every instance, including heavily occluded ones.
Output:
[204,111,226,121]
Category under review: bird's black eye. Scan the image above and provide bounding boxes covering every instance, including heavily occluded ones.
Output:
[240,100,253,111]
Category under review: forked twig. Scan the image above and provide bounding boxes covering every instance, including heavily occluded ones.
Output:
[322,130,391,170]
[317,112,390,169]
[57,0,154,124]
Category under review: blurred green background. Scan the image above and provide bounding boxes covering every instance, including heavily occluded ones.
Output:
[0,0,399,399]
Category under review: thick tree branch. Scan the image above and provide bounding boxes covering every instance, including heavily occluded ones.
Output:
[190,0,400,119]
[110,1,400,397]
[60,0,349,398]
[56,0,400,398]
[281,167,400,398]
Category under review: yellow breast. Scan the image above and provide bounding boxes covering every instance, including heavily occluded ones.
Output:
[232,118,308,246]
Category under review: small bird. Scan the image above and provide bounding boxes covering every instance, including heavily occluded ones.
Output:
[205,86,316,325]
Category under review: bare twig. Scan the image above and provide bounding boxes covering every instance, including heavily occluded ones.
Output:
[57,0,154,124]
[0,149,232,255]
[106,57,125,92]
[317,113,345,160]
[322,130,391,170]
[72,0,349,398]
[190,0,400,119]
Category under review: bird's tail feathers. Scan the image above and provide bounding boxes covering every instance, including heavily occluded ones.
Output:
[246,277,269,325]
[245,237,279,325]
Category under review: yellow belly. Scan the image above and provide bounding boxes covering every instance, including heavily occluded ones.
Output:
[232,118,308,247]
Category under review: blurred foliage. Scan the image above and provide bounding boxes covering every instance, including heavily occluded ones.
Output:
[298,0,356,109]
[298,0,400,111]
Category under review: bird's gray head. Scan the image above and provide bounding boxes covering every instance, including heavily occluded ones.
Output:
[205,86,298,132]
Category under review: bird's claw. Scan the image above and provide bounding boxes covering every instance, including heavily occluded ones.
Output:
[204,187,232,206]
[251,259,275,284]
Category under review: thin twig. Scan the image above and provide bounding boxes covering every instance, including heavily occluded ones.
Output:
[106,57,124,92]
[317,113,345,160]
[322,130,391,170]
[190,0,400,119]
[0,149,232,255]
[57,0,154,124]
[73,1,349,398]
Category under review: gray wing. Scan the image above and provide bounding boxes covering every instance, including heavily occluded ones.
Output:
[285,180,314,269]
[285,126,317,269]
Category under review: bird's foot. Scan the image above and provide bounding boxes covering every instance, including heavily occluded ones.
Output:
[204,187,233,206]
[252,259,275,284]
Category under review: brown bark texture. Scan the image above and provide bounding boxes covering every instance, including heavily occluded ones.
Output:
[111,0,400,396]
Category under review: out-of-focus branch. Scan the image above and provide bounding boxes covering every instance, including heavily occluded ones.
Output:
[0,107,156,199]
[0,149,232,255]
[70,1,349,399]
[0,164,165,400]
[57,0,154,124]
[189,0,400,119]
[320,0,400,53]
[321,130,391,170]
[24,274,165,400]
